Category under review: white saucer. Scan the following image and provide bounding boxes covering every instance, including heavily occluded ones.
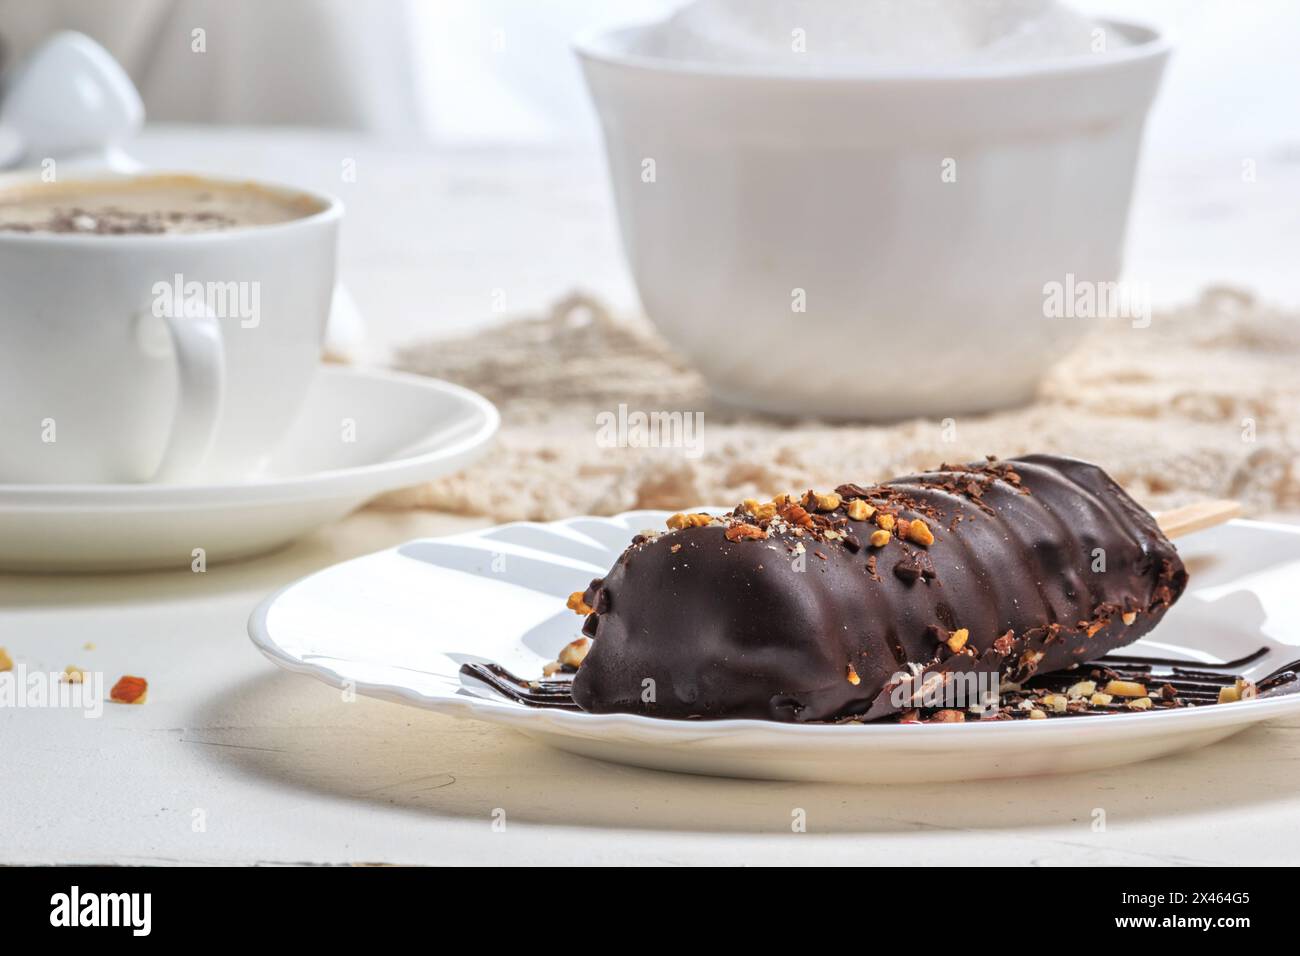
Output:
[250,513,1300,784]
[0,367,498,572]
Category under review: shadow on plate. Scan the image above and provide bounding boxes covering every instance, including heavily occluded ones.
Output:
[186,669,1300,845]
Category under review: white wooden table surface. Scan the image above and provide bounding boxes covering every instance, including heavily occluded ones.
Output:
[2,126,1298,866]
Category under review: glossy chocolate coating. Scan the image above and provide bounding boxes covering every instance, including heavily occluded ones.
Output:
[570,455,1187,722]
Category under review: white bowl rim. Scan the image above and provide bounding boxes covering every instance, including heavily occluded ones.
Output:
[573,16,1171,83]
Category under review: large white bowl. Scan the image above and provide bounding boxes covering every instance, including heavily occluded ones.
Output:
[577,19,1170,418]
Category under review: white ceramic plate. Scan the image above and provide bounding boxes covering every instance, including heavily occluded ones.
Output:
[250,514,1300,783]
[0,367,498,571]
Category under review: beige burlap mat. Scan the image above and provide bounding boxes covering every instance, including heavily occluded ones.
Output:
[379,287,1299,521]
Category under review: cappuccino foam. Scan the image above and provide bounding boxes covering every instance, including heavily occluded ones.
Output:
[0,174,323,236]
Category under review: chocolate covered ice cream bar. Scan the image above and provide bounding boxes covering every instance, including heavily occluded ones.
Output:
[568,455,1187,722]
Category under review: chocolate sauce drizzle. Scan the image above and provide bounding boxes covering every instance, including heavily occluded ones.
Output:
[460,649,1300,720]
[460,662,581,710]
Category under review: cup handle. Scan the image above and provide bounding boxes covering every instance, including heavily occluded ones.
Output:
[148,306,225,483]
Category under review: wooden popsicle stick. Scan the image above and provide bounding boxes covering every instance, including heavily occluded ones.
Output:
[1154,500,1242,539]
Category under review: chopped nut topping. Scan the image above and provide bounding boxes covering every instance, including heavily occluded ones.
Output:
[1027,708,1047,720]
[946,628,969,653]
[541,660,563,677]
[558,637,591,669]
[1085,620,1106,637]
[1089,692,1114,707]
[1066,680,1097,698]
[929,709,966,723]
[0,647,12,672]
[109,675,148,705]
[724,523,768,542]
[1218,678,1257,705]
[845,499,874,521]
[738,498,778,521]
[1103,679,1148,698]
[1041,694,1069,714]
[1121,610,1137,625]
[868,529,891,548]
[670,543,682,553]
[812,492,842,512]
[666,512,713,530]
[61,666,85,684]
[566,591,594,616]
[1127,696,1154,710]
[778,503,814,529]
[846,664,861,685]
[906,518,935,547]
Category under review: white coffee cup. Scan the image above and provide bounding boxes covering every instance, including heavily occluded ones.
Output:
[0,171,342,484]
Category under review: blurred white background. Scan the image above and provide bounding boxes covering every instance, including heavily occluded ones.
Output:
[432,0,1300,163]
[2,0,1296,347]
[1,0,1296,153]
